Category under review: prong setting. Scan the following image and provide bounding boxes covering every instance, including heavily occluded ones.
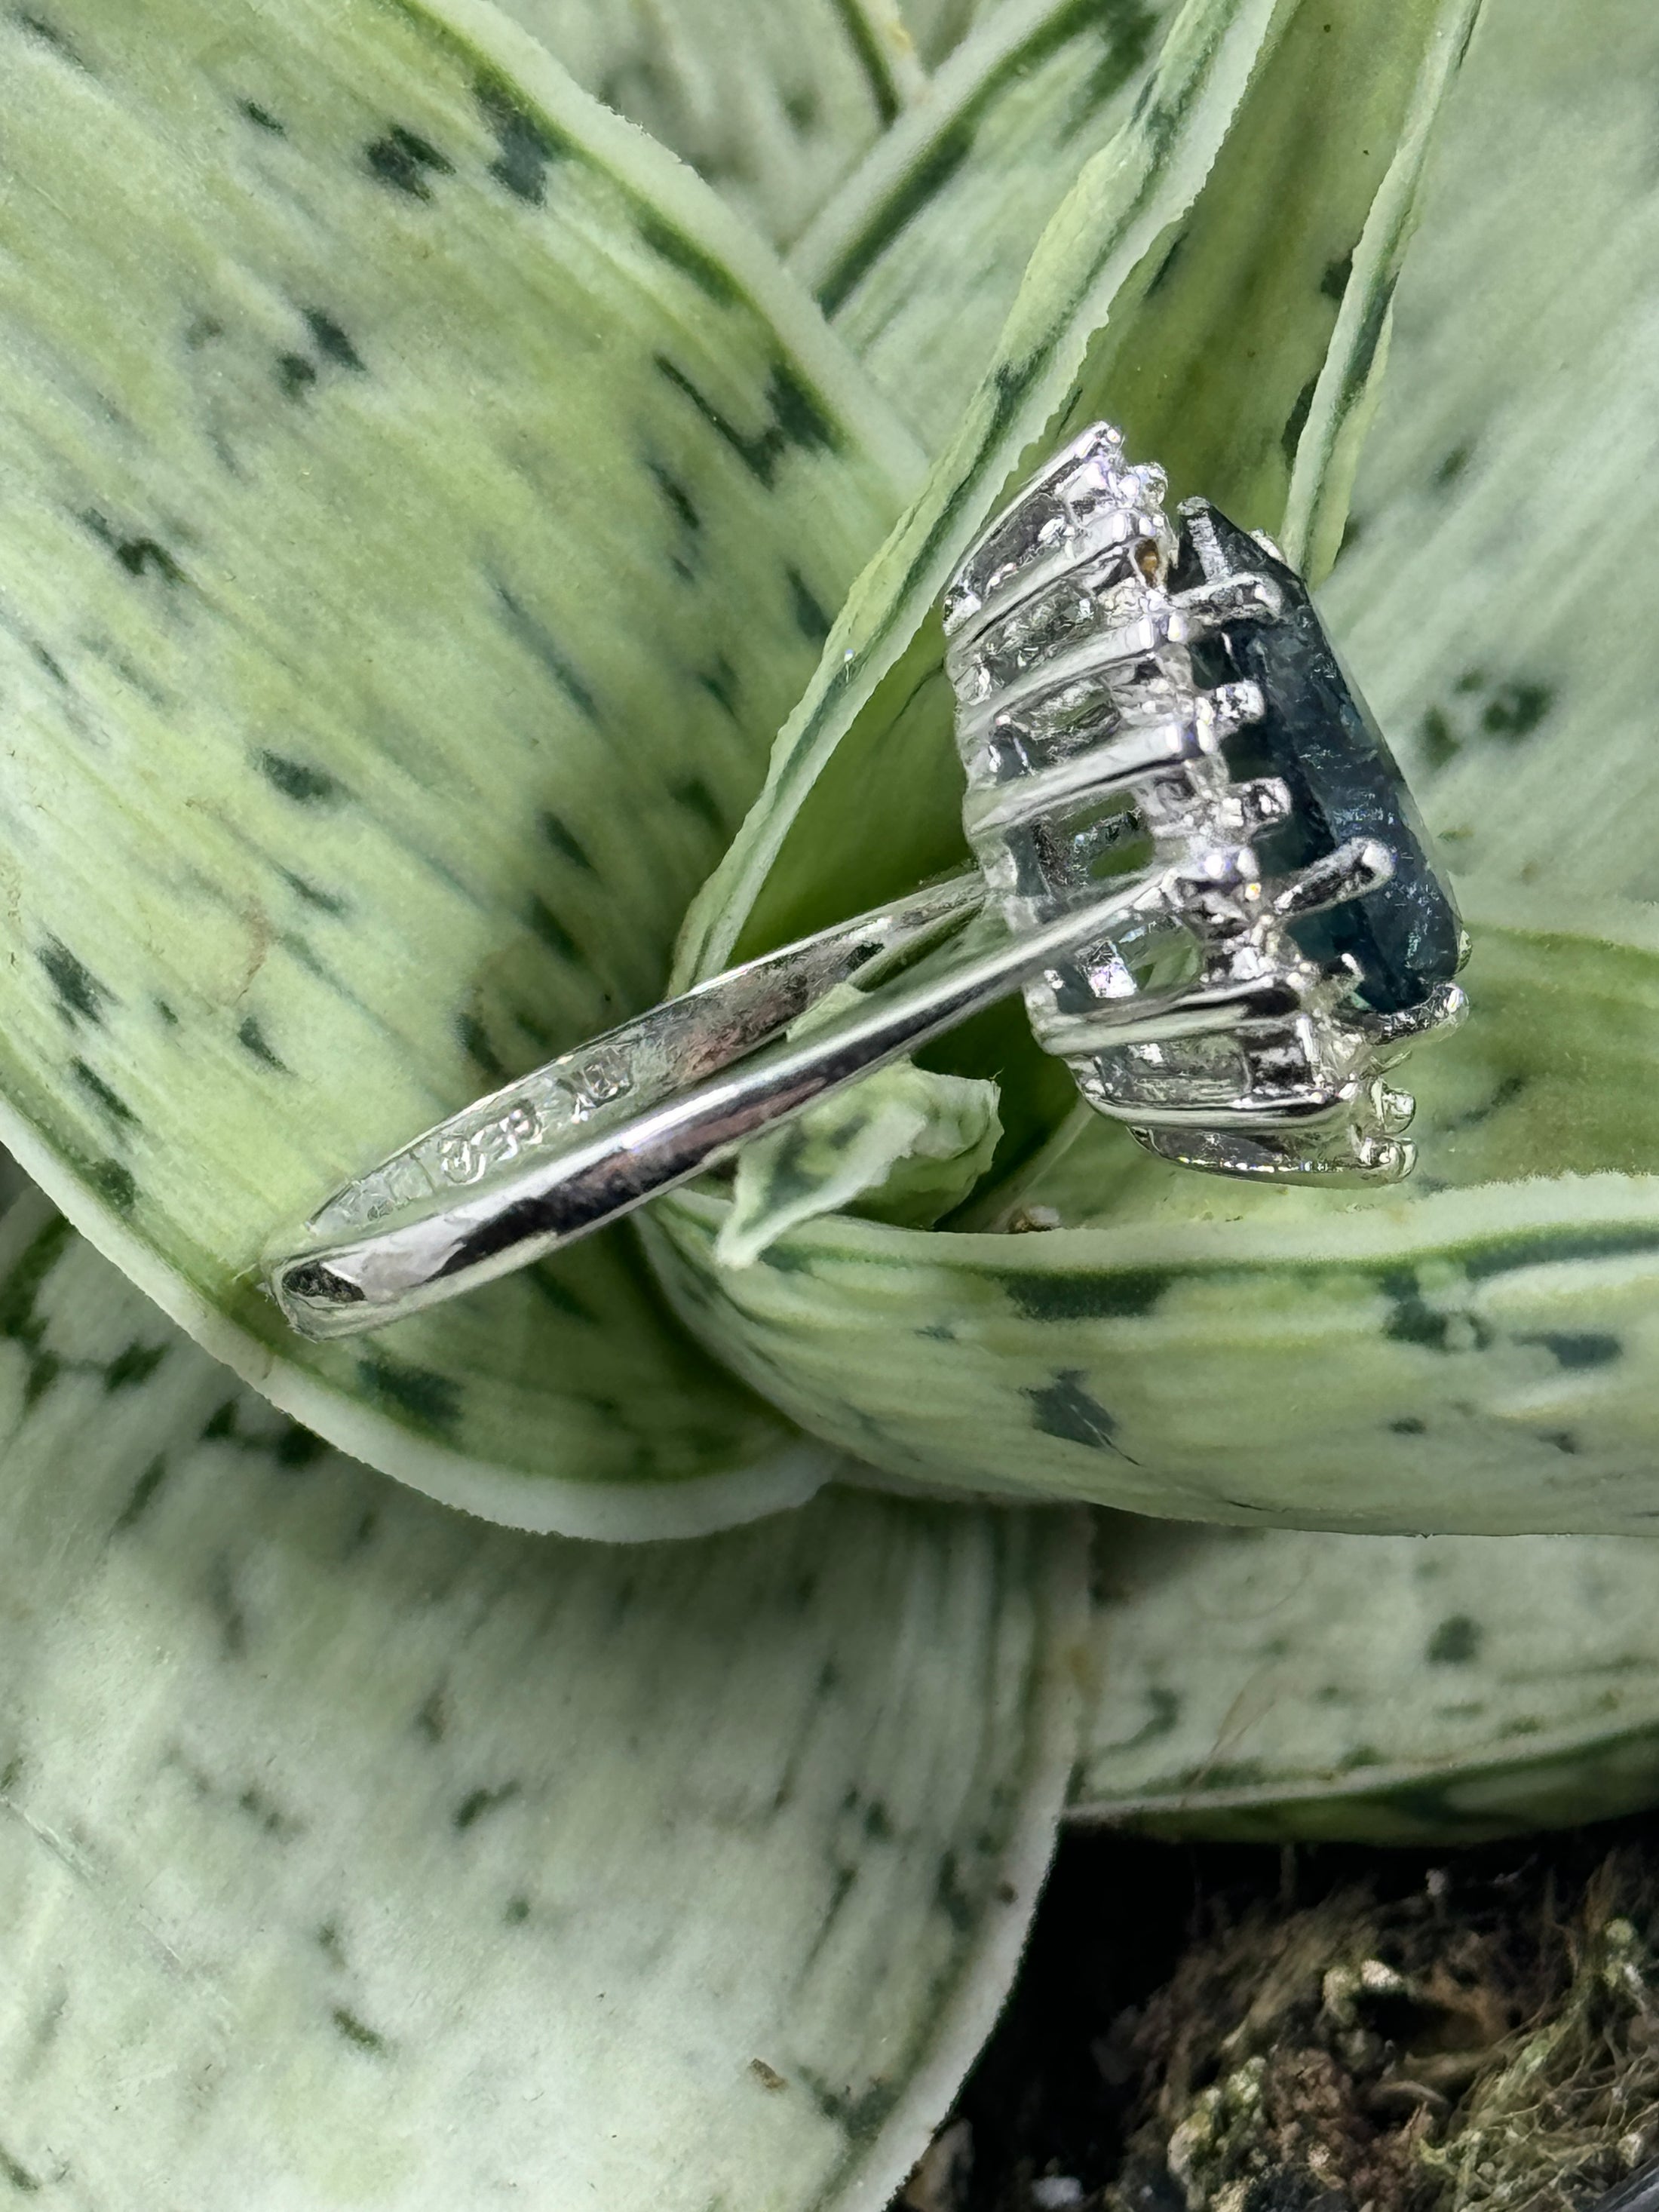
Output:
[945,422,1465,1186]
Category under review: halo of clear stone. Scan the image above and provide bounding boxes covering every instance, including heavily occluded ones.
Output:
[943,422,1440,1185]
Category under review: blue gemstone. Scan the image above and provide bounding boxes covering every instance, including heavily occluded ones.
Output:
[1176,503,1461,1016]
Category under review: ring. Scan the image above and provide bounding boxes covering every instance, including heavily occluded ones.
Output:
[266,422,1468,1342]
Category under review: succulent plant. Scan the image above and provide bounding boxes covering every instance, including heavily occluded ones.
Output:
[2,0,1657,2202]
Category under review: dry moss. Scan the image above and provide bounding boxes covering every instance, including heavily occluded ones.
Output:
[905,1830,1659,2212]
[1107,1848,1659,2212]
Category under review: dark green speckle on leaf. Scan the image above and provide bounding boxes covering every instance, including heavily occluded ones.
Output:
[647,462,701,536]
[816,125,972,315]
[0,2141,41,2195]
[1281,373,1318,465]
[1001,1268,1167,1322]
[257,751,344,805]
[526,894,580,963]
[673,775,725,837]
[475,73,566,204]
[87,1159,137,1213]
[1532,1331,1621,1369]
[0,1214,71,1348]
[112,1453,170,1535]
[364,124,453,198]
[281,868,348,917]
[357,1352,461,1434]
[638,214,742,305]
[1029,1370,1133,1458]
[39,939,109,1026]
[538,811,594,873]
[1427,1614,1483,1665]
[1481,678,1554,739]
[1142,227,1188,300]
[81,512,186,587]
[331,2007,391,2057]
[276,351,317,400]
[493,584,599,720]
[653,355,841,488]
[697,655,741,718]
[273,1420,328,1470]
[237,1015,287,1072]
[104,1340,167,1392]
[455,1011,505,1081]
[1435,440,1473,486]
[72,1058,136,1127]
[765,360,839,456]
[786,566,832,644]
[455,1781,520,1831]
[304,310,364,372]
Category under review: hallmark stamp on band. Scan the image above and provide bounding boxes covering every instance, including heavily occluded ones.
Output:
[311,1048,637,1235]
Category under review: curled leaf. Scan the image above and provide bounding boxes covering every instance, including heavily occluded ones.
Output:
[0,0,919,1531]
[650,899,1659,1532]
[1326,0,1658,899]
[794,0,1184,449]
[0,1186,1087,2207]
[719,985,1001,1268]
[503,0,925,245]
[1073,1517,1659,1843]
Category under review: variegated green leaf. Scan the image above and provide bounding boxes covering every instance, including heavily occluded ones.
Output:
[1072,1518,1659,1843]
[501,0,926,247]
[676,0,1484,996]
[649,896,1659,1531]
[0,1184,1086,2207]
[793,0,1184,451]
[1323,0,1658,905]
[0,0,926,1532]
[719,1028,1001,1269]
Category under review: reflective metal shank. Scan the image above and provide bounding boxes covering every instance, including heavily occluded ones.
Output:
[271,868,1201,1339]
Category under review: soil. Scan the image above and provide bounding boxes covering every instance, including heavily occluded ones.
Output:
[897,1819,1659,2212]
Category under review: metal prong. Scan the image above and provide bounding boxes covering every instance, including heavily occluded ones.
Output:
[943,510,1148,663]
[955,609,1172,744]
[1351,980,1468,1049]
[1376,1085,1415,1136]
[964,716,1205,836]
[1234,776,1293,832]
[1250,529,1287,565]
[1038,971,1308,1057]
[1168,572,1283,639]
[1456,925,1473,972]
[1118,1085,1365,1133]
[1130,1120,1412,1183]
[1351,1135,1415,1180]
[1204,680,1266,735]
[1271,837,1394,921]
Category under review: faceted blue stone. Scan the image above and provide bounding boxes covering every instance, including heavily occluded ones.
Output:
[1176,503,1461,1016]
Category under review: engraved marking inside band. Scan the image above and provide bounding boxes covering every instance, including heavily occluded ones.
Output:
[308,1051,639,1237]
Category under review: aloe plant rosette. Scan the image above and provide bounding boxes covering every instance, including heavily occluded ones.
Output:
[2,0,1657,2201]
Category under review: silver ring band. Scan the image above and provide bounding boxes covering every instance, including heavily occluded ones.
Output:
[271,866,1182,1338]
[266,422,1469,1342]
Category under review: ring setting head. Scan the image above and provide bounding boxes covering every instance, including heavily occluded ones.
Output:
[945,422,1465,1186]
